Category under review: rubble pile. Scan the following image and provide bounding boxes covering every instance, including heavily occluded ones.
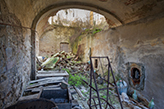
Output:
[36,52,150,109]
[37,51,90,74]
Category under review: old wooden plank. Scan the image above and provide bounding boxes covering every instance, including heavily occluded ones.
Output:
[27,81,61,89]
[37,70,66,74]
[36,72,69,81]
[29,77,64,84]
[19,94,39,101]
[37,87,43,99]
[36,73,69,77]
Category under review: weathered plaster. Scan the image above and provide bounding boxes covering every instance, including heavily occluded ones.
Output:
[73,15,164,109]
[0,0,31,108]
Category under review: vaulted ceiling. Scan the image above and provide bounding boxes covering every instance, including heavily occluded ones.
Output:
[4,0,164,30]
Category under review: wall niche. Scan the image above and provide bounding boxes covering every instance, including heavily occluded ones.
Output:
[126,62,145,91]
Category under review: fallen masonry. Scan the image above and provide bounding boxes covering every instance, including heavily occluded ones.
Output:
[36,52,150,109]
[37,51,90,74]
[6,51,150,109]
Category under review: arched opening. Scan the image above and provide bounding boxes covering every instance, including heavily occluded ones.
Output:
[1,0,164,108]
[30,3,122,80]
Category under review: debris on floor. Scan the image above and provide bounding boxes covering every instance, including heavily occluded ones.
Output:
[37,51,90,74]
[35,52,150,109]
[15,71,81,109]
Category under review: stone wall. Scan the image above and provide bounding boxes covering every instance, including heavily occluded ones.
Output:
[0,0,164,108]
[0,1,31,108]
[72,15,164,109]
[39,26,78,57]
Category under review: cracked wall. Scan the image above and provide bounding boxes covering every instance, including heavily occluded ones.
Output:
[39,26,77,57]
[74,14,164,109]
[0,0,164,108]
[0,0,31,108]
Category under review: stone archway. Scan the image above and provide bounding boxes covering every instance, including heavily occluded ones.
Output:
[1,0,164,108]
[30,2,123,80]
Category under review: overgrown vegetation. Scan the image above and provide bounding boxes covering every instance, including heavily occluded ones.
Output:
[92,28,102,36]
[70,36,78,54]
[62,68,87,87]
[62,67,121,107]
[70,27,102,56]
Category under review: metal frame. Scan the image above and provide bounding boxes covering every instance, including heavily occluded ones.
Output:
[83,56,123,109]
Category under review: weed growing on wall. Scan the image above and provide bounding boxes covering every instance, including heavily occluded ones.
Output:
[92,28,102,36]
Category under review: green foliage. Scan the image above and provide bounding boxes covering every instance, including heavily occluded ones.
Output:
[67,55,71,59]
[81,29,91,34]
[69,74,83,87]
[85,29,90,32]
[29,83,34,85]
[70,37,78,54]
[81,75,87,82]
[62,68,71,74]
[81,28,102,36]
[102,95,106,99]
[72,61,82,64]
[62,68,86,87]
[41,57,59,68]
[104,70,115,76]
[92,28,102,36]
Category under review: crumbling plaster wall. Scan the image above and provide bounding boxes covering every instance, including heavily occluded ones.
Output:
[1,0,164,108]
[0,0,32,108]
[74,15,164,109]
[39,26,77,57]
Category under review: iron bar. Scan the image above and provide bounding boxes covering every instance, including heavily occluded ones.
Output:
[86,56,123,109]
[91,97,115,109]
[92,98,98,109]
[91,102,106,107]
[109,59,124,109]
[91,58,102,109]
[101,77,115,87]
[82,79,115,91]
[106,57,110,109]
[89,57,93,109]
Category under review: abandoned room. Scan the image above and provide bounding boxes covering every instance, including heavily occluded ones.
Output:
[0,0,164,109]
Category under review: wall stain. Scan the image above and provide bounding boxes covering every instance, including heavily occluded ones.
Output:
[125,2,157,19]
[124,0,143,6]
